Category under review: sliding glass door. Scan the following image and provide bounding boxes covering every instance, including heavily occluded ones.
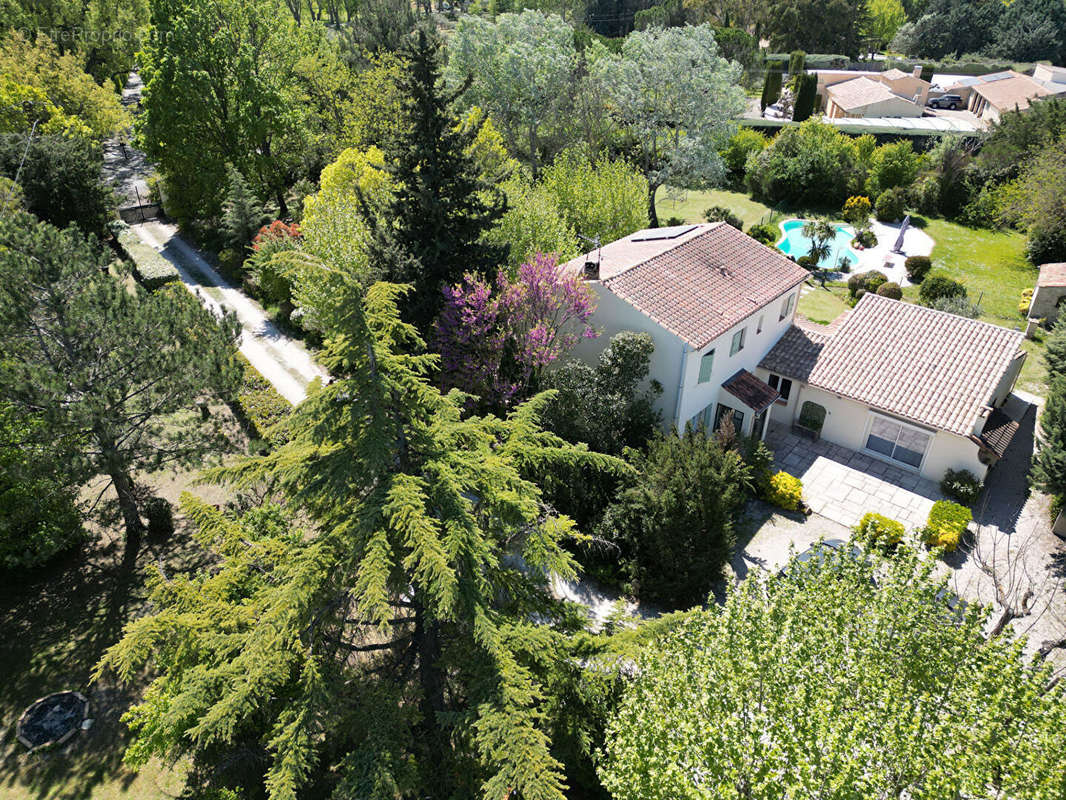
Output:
[865,415,931,469]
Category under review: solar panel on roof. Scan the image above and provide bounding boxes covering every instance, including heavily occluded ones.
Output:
[982,72,1013,82]
[630,224,698,242]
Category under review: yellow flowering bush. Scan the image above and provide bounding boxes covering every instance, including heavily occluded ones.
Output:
[766,471,803,511]
[855,512,904,547]
[922,500,972,552]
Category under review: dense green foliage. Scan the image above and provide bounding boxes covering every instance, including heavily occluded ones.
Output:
[234,354,293,450]
[940,468,983,505]
[746,120,862,207]
[0,213,240,538]
[1000,139,1066,266]
[874,185,908,222]
[597,428,750,608]
[919,272,967,305]
[1032,315,1066,500]
[923,499,972,551]
[0,403,84,569]
[600,545,1066,799]
[905,254,932,282]
[367,29,506,330]
[98,276,627,798]
[0,133,114,234]
[791,72,818,122]
[762,0,869,56]
[854,511,904,546]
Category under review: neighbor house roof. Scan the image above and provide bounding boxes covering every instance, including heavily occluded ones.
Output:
[826,77,914,110]
[973,72,1056,111]
[880,68,910,81]
[1037,262,1066,287]
[761,294,1025,436]
[561,223,810,350]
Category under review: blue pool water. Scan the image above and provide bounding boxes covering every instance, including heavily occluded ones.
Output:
[776,219,859,270]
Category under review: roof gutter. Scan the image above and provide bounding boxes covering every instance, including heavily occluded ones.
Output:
[672,343,689,429]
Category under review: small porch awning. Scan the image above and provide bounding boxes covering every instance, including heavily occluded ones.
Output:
[971,408,1020,459]
[722,369,780,413]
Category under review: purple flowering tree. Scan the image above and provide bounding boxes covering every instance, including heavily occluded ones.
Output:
[434,253,597,408]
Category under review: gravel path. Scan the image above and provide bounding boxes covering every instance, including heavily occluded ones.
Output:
[132,220,327,405]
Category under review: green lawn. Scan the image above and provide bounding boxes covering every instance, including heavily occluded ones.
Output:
[797,284,851,325]
[657,188,774,229]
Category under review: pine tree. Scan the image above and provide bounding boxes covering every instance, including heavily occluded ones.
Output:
[1032,315,1066,499]
[221,165,270,252]
[97,264,628,798]
[369,27,507,331]
[0,212,240,542]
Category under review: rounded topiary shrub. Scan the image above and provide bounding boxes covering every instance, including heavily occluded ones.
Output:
[922,500,972,552]
[747,222,779,246]
[904,255,932,282]
[842,195,872,224]
[848,270,888,299]
[765,471,803,512]
[703,206,743,229]
[876,281,902,300]
[875,187,907,222]
[919,273,966,306]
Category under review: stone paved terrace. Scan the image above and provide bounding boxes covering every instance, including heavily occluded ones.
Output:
[766,421,943,530]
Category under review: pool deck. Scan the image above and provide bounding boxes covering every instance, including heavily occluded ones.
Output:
[777,218,934,286]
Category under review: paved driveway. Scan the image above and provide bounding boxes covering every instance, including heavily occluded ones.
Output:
[767,422,941,530]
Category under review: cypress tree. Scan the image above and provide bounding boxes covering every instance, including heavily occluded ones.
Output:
[1032,315,1066,499]
[793,73,819,122]
[761,68,783,111]
[370,27,507,331]
[788,49,806,75]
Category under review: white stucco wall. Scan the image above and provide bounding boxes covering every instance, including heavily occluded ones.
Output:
[675,286,802,428]
[1029,285,1066,323]
[570,283,686,426]
[786,385,986,481]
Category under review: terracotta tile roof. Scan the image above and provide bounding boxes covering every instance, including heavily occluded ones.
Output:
[827,77,913,110]
[1037,262,1066,287]
[567,223,809,350]
[802,294,1025,436]
[759,325,831,381]
[973,73,1056,111]
[880,68,909,81]
[722,369,780,412]
[973,408,1019,458]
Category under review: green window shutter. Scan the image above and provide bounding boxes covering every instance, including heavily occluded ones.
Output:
[698,350,715,383]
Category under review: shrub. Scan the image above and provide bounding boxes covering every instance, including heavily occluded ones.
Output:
[1019,288,1033,316]
[852,226,877,248]
[922,500,972,552]
[910,174,941,216]
[919,273,966,306]
[234,354,292,448]
[848,270,888,299]
[876,281,902,300]
[931,294,982,318]
[874,186,907,222]
[1026,225,1066,267]
[939,469,982,506]
[145,497,174,538]
[761,68,782,111]
[740,437,775,498]
[765,471,803,511]
[703,206,743,229]
[855,512,904,547]
[748,222,779,246]
[843,195,872,225]
[112,223,181,289]
[721,128,768,178]
[904,255,932,282]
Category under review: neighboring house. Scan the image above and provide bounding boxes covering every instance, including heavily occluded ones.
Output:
[1028,262,1066,323]
[560,222,809,438]
[963,71,1060,122]
[815,67,930,114]
[1032,63,1066,92]
[824,77,925,119]
[758,295,1026,481]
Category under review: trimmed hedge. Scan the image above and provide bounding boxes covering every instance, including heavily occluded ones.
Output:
[855,511,904,547]
[876,281,902,300]
[923,500,972,552]
[919,273,966,306]
[766,471,803,511]
[234,354,292,449]
[111,222,180,289]
[874,186,907,222]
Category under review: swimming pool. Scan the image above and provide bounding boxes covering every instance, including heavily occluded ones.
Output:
[776,219,859,270]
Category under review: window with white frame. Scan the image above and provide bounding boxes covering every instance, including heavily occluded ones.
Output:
[698,349,715,383]
[779,292,796,321]
[767,373,792,401]
[864,414,932,469]
[730,327,746,356]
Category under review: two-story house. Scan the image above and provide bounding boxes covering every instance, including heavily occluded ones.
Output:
[560,222,809,439]
[561,222,1027,483]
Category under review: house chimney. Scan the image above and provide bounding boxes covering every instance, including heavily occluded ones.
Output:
[583,260,600,280]
[912,65,922,79]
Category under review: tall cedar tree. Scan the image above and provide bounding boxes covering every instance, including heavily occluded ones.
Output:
[97,273,628,799]
[0,213,240,541]
[369,28,507,331]
[1032,315,1066,499]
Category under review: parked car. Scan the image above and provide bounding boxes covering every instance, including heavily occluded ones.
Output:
[928,94,963,110]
